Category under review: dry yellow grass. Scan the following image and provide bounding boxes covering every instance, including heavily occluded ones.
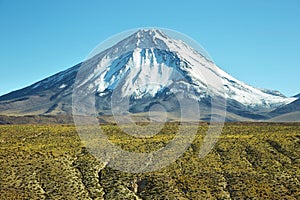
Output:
[0,123,299,199]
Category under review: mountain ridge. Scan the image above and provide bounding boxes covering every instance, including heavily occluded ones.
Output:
[293,93,300,98]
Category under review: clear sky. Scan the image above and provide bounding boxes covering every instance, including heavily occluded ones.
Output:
[0,0,299,96]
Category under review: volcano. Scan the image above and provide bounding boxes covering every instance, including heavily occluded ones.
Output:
[0,29,296,121]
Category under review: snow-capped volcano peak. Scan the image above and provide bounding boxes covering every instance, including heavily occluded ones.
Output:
[77,29,213,100]
[75,29,295,111]
[125,29,172,50]
[98,29,206,63]
[134,29,168,46]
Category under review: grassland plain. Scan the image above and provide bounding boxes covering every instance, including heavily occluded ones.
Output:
[0,123,299,199]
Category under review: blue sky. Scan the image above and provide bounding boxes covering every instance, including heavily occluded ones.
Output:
[0,0,299,96]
